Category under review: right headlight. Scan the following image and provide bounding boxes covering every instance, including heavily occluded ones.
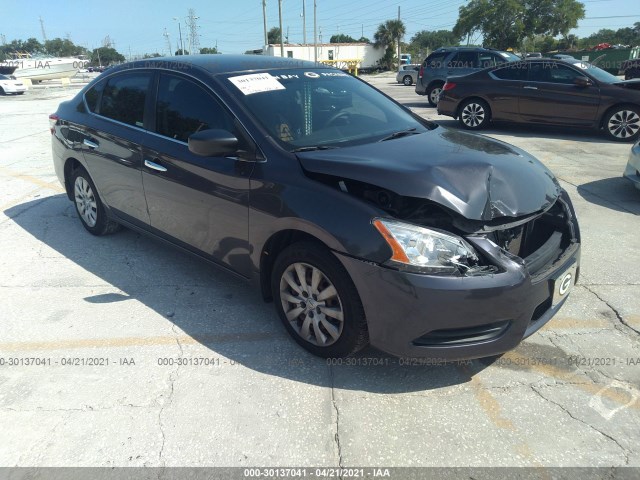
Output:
[373,218,479,274]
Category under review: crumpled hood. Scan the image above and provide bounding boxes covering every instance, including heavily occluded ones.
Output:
[296,127,561,221]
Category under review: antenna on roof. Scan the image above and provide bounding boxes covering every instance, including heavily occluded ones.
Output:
[39,16,48,43]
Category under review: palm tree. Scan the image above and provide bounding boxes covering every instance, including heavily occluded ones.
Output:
[374,19,406,70]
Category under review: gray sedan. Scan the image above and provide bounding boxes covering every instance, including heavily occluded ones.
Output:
[396,65,419,86]
[624,140,640,190]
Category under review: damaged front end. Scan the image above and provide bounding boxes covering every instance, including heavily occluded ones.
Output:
[305,172,579,281]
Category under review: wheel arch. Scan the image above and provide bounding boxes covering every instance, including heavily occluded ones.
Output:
[259,229,333,302]
[63,157,84,201]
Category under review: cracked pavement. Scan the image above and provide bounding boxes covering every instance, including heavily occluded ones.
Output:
[0,76,638,469]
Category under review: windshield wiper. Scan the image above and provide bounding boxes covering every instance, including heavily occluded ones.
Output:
[291,145,338,152]
[379,128,419,142]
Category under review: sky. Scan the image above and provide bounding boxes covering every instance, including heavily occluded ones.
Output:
[1,0,638,57]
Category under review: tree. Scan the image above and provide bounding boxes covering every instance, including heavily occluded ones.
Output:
[175,48,189,55]
[91,47,125,66]
[200,47,220,54]
[330,34,357,43]
[453,0,585,50]
[44,38,87,57]
[143,53,162,58]
[268,27,282,45]
[410,30,460,53]
[0,38,44,61]
[374,19,406,70]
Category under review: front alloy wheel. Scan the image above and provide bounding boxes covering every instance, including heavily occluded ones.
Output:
[403,75,413,86]
[604,108,640,141]
[279,262,344,347]
[272,242,368,358]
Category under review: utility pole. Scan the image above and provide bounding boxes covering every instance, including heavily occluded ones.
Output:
[262,0,268,48]
[173,17,184,54]
[0,34,6,46]
[163,28,172,56]
[397,6,401,68]
[187,9,200,54]
[313,0,317,62]
[278,0,284,57]
[39,16,48,43]
[302,0,306,44]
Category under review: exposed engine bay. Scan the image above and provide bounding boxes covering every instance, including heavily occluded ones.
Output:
[307,172,579,277]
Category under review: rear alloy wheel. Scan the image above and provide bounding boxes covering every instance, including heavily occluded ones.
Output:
[272,242,368,358]
[459,99,490,130]
[403,75,413,86]
[71,167,121,236]
[604,107,640,142]
[427,84,443,106]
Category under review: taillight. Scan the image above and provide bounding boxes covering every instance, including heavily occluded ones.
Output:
[443,82,456,91]
[418,66,424,79]
[49,114,59,134]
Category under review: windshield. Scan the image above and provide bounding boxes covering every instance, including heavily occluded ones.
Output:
[498,51,522,62]
[224,69,430,151]
[571,61,621,83]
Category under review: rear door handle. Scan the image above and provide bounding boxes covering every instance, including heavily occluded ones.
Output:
[83,138,99,149]
[144,159,167,172]
[524,85,538,90]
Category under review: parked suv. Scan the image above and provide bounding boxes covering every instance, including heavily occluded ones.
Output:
[415,47,520,106]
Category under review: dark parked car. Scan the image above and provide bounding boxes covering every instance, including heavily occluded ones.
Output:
[621,59,640,80]
[50,55,581,360]
[438,58,640,141]
[415,47,520,106]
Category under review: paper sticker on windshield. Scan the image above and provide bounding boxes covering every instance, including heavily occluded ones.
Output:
[228,73,285,95]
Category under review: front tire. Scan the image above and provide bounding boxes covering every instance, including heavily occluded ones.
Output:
[427,83,443,107]
[271,242,369,358]
[603,106,640,142]
[458,99,491,130]
[403,75,413,86]
[71,166,121,235]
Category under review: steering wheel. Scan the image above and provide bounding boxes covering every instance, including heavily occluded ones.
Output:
[325,110,351,128]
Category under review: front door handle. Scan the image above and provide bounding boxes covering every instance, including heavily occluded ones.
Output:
[524,85,538,90]
[144,159,167,172]
[83,138,99,149]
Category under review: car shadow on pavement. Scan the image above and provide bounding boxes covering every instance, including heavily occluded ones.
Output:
[5,195,490,393]
[577,177,640,215]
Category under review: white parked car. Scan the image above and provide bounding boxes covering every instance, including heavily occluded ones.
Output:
[396,64,419,86]
[624,140,640,190]
[0,74,27,95]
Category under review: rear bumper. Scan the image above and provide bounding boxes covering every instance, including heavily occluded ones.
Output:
[436,95,459,118]
[624,144,640,190]
[335,238,580,361]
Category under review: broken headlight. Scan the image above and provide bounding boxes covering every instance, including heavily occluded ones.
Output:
[373,218,479,274]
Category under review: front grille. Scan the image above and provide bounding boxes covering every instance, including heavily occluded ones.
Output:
[490,192,578,276]
[413,320,511,347]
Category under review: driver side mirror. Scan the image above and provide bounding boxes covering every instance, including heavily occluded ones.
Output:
[574,76,592,87]
[188,129,238,157]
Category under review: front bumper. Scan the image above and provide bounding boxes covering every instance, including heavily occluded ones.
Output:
[1,83,27,93]
[335,231,580,361]
[623,142,640,190]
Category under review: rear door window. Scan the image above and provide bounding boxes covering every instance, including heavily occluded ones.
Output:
[447,51,478,69]
[424,52,447,69]
[99,73,152,128]
[492,63,527,81]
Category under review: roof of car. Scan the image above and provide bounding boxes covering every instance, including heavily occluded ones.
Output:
[109,54,329,76]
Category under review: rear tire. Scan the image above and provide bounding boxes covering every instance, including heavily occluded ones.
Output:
[271,242,369,358]
[71,166,121,236]
[427,83,443,106]
[458,99,491,130]
[603,106,640,142]
[402,75,413,86]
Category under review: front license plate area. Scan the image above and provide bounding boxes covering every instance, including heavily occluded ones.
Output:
[552,263,577,307]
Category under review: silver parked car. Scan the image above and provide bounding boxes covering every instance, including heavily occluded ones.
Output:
[624,140,640,190]
[396,64,419,86]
